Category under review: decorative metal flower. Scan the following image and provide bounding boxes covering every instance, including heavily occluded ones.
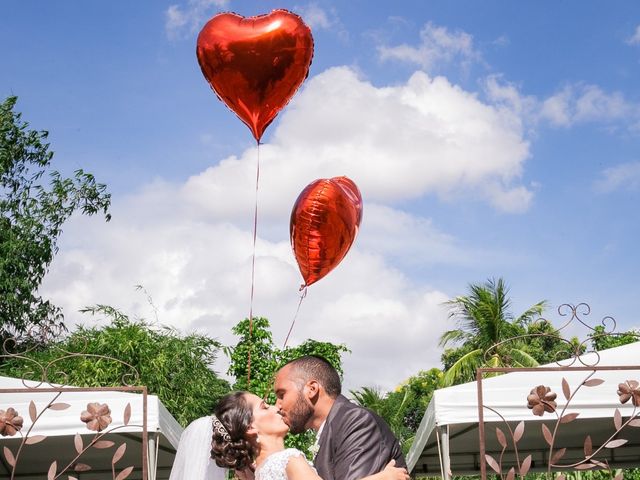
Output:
[0,408,24,436]
[527,385,557,416]
[80,403,112,431]
[617,380,640,407]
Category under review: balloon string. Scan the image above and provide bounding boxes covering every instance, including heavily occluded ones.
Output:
[282,287,307,349]
[247,141,261,389]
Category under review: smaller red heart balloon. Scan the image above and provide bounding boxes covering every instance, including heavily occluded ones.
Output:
[196,10,314,142]
[290,176,363,288]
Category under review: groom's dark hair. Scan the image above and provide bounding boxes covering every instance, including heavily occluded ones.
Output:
[285,355,341,398]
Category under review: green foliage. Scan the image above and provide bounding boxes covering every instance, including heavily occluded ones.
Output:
[441,341,476,372]
[0,305,229,426]
[439,278,547,386]
[225,317,350,457]
[352,368,443,454]
[226,317,349,399]
[279,339,347,377]
[0,96,111,339]
[396,368,443,431]
[351,386,388,415]
[589,325,640,351]
[520,319,583,364]
[352,386,410,445]
[226,317,278,396]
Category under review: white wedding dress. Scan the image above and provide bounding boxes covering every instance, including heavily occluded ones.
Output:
[256,449,314,480]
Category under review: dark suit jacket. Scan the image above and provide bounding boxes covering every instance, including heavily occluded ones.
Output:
[313,395,406,480]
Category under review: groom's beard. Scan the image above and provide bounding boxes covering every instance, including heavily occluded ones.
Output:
[287,393,314,434]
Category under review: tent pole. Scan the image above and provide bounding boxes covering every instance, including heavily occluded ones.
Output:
[436,426,452,480]
[436,426,444,479]
[148,431,160,480]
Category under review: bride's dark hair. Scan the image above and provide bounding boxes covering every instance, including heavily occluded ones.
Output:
[210,391,256,470]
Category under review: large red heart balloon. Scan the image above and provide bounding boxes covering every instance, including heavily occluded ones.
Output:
[196,10,314,142]
[290,176,363,288]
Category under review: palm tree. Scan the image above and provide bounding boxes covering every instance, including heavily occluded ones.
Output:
[439,278,547,386]
[350,386,387,414]
[350,386,414,452]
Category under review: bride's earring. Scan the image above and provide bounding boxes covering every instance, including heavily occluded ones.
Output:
[256,435,261,444]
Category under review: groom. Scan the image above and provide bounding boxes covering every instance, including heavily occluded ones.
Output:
[274,355,406,480]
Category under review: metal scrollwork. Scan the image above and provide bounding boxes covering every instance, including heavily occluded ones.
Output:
[1,332,140,388]
[0,332,148,480]
[478,303,640,480]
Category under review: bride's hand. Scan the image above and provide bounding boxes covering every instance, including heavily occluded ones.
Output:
[380,460,410,480]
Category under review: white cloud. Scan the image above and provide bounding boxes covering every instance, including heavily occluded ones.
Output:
[165,6,188,36]
[483,75,537,122]
[377,22,639,134]
[293,3,347,41]
[165,0,228,40]
[271,67,531,209]
[41,65,534,390]
[43,198,451,391]
[483,183,534,213]
[378,22,480,72]
[358,204,471,267]
[295,3,332,30]
[539,87,573,127]
[574,86,630,122]
[595,161,640,193]
[627,25,640,45]
[492,35,510,47]
[485,77,639,132]
[539,84,633,127]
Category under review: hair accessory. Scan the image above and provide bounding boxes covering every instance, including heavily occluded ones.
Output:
[212,415,231,442]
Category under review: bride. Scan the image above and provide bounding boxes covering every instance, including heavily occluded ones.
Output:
[169,391,410,480]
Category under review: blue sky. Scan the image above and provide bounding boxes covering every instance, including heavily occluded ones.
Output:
[3,1,640,390]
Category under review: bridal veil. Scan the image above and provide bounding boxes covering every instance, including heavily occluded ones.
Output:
[169,416,228,480]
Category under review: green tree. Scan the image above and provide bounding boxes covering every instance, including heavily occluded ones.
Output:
[351,386,390,418]
[226,317,279,396]
[351,385,412,448]
[395,368,443,431]
[439,278,547,386]
[225,317,350,457]
[521,318,582,364]
[589,325,640,351]
[0,96,111,340]
[352,368,443,454]
[0,304,230,426]
[226,317,349,400]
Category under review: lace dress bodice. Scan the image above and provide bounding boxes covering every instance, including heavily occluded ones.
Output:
[255,448,314,480]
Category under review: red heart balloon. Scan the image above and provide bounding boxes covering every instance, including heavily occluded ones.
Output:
[196,10,314,142]
[290,177,363,288]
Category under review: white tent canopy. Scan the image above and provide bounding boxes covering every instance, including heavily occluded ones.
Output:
[0,375,184,479]
[406,342,640,478]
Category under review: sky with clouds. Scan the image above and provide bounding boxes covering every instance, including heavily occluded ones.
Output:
[3,1,640,392]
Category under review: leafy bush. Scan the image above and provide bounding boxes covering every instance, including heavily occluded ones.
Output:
[0,304,230,426]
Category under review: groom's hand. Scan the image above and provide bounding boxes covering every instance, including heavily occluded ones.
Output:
[382,460,410,480]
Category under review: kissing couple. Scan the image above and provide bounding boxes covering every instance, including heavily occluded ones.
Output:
[170,355,409,480]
